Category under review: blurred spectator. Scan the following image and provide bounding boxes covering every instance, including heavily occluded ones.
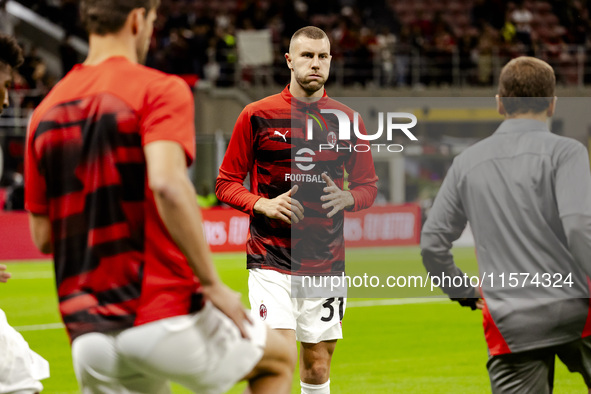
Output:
[20,46,44,87]
[476,25,498,86]
[458,34,477,86]
[394,26,413,87]
[213,26,236,87]
[189,24,211,79]
[163,28,194,75]
[375,27,396,86]
[411,9,434,41]
[511,0,534,54]
[14,45,53,109]
[500,11,517,44]
[3,172,23,211]
[431,14,456,86]
[354,27,376,87]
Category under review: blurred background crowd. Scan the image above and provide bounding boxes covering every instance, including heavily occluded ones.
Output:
[4,0,591,90]
[2,0,591,211]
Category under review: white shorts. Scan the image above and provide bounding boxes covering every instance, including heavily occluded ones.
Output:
[72,302,266,394]
[248,268,345,343]
[0,309,49,394]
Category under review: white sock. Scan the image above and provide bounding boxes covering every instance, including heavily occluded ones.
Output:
[301,379,330,394]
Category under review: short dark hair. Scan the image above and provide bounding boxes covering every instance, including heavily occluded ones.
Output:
[80,0,159,35]
[0,34,24,69]
[498,56,555,115]
[289,26,328,52]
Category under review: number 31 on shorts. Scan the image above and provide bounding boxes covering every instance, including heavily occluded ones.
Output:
[321,297,344,322]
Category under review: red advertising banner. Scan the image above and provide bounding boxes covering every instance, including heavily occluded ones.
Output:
[202,204,421,253]
[0,212,48,260]
[0,204,421,260]
[201,207,250,253]
[343,203,422,247]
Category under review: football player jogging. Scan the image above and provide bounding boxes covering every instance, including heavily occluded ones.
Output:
[0,33,50,394]
[24,1,293,392]
[422,56,591,393]
[216,26,378,394]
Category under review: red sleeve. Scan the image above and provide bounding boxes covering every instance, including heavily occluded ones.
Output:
[346,115,378,211]
[24,113,49,215]
[215,106,261,215]
[141,75,195,163]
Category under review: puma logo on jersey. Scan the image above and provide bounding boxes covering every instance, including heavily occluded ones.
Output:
[274,130,289,142]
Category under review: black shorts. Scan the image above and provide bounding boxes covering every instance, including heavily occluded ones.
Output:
[487,336,591,394]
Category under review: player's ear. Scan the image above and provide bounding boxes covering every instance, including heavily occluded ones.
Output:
[285,53,293,71]
[129,8,146,36]
[495,95,506,116]
[547,96,557,117]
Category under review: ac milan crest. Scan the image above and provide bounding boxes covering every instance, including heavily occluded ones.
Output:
[259,304,267,320]
[327,131,337,146]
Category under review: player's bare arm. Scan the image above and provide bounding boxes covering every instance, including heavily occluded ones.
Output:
[253,185,305,224]
[28,213,53,254]
[0,264,11,282]
[145,140,252,338]
[320,173,354,218]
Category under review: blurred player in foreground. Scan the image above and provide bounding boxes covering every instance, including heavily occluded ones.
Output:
[24,1,293,392]
[216,26,377,393]
[422,56,591,393]
[0,34,49,394]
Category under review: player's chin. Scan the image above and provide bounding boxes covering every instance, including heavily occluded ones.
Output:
[307,77,326,84]
[302,80,325,93]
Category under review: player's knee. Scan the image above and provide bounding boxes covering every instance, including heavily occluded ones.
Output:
[302,361,330,384]
[274,330,298,371]
[251,328,296,378]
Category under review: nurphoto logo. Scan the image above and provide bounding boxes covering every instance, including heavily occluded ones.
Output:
[306,109,418,153]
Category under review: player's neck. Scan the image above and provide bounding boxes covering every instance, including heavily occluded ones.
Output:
[84,34,138,66]
[505,112,548,123]
[289,81,325,100]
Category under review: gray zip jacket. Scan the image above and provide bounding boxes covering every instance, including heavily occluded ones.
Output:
[421,118,591,355]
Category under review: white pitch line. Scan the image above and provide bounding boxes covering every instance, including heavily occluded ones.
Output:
[13,298,450,333]
[11,272,54,279]
[14,322,64,332]
[347,297,448,308]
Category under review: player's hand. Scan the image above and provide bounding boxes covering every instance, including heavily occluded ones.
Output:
[320,173,354,218]
[253,185,305,224]
[202,282,252,339]
[0,264,11,283]
[451,297,484,310]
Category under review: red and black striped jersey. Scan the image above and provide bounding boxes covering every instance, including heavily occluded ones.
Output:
[216,86,378,275]
[25,57,203,341]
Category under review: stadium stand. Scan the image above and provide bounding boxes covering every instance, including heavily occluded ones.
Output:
[4,0,591,88]
[2,0,591,210]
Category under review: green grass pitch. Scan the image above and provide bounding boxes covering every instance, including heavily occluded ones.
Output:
[0,246,585,393]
